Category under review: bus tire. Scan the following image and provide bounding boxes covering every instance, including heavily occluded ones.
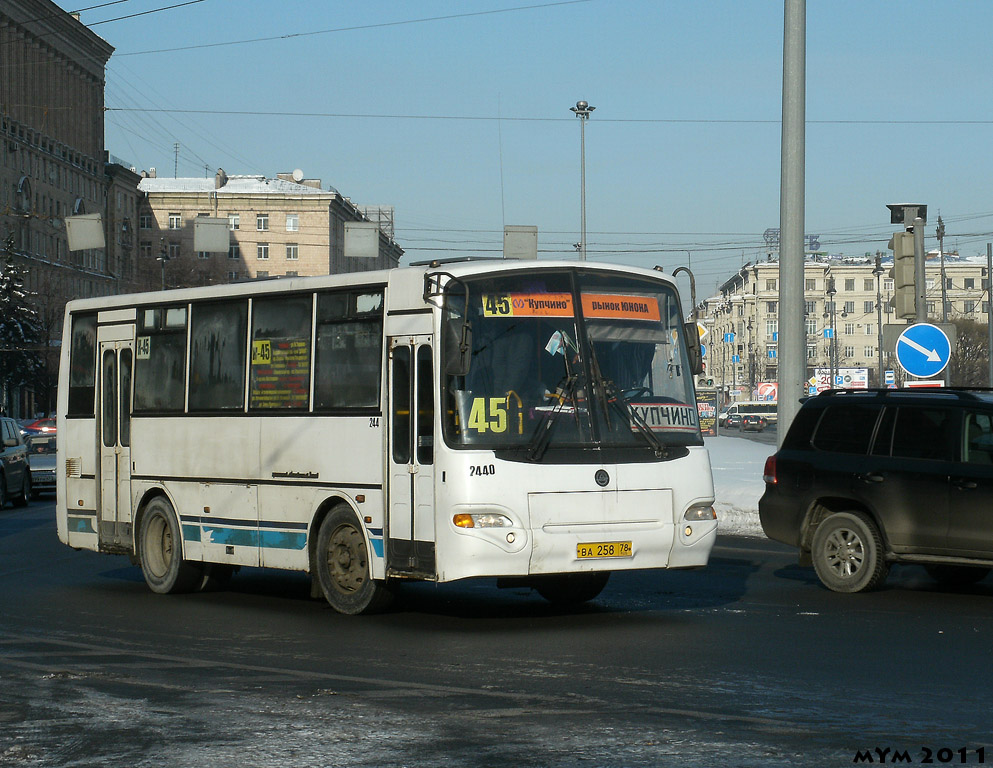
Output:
[137,497,202,594]
[315,505,393,615]
[534,572,610,605]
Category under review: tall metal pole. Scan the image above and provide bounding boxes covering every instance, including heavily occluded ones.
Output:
[570,101,595,261]
[778,0,806,445]
[987,243,993,386]
[914,217,926,323]
[874,254,884,386]
[938,216,947,322]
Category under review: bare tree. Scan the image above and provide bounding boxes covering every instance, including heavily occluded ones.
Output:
[948,319,990,387]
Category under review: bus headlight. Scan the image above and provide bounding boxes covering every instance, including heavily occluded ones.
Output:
[453,513,514,529]
[683,504,717,521]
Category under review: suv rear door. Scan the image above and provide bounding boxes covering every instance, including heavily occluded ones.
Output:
[860,405,957,554]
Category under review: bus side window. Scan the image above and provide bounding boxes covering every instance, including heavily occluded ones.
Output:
[416,346,433,465]
[392,346,411,465]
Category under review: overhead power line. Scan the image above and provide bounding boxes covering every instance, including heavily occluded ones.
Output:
[115,0,592,57]
[102,108,993,126]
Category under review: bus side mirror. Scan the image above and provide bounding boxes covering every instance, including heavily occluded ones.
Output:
[445,319,473,376]
[684,321,703,375]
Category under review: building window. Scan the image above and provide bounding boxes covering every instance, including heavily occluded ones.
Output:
[197,251,210,260]
[806,345,817,359]
[140,241,151,258]
[766,318,778,335]
[945,277,953,289]
[139,214,152,229]
[227,271,239,281]
[864,279,874,291]
[168,213,181,229]
[168,242,180,259]
[286,214,299,232]
[844,345,854,358]
[765,279,777,291]
[766,301,777,314]
[943,301,952,316]
[865,324,874,335]
[927,301,936,315]
[825,301,836,314]
[843,301,855,314]
[926,279,935,290]
[286,271,298,277]
[844,323,855,335]
[965,277,975,290]
[844,279,855,291]
[256,270,269,278]
[286,243,298,260]
[805,278,816,291]
[228,243,240,260]
[864,346,875,358]
[805,318,816,335]
[863,301,874,313]
[884,278,894,291]
[965,301,976,314]
[984,302,990,314]
[228,214,240,230]
[257,243,269,260]
[805,301,817,315]
[256,213,268,231]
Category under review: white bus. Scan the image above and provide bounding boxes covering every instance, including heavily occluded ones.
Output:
[56,260,717,614]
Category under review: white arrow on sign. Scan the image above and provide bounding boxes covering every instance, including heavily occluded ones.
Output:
[897,334,941,362]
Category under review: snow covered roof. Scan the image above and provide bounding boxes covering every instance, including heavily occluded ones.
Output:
[139,175,336,196]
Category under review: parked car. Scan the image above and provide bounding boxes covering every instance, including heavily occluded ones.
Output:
[760,389,993,593]
[0,416,31,507]
[19,417,56,437]
[26,435,56,497]
[741,414,767,432]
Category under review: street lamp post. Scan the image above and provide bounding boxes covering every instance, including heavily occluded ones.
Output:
[874,254,885,386]
[826,278,838,384]
[570,100,595,261]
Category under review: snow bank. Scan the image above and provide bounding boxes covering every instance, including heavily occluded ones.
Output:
[704,436,773,537]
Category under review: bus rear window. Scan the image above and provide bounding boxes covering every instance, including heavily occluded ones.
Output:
[67,314,97,417]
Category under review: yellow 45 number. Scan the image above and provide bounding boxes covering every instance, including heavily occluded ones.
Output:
[467,397,508,433]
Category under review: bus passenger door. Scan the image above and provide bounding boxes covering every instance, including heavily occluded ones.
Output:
[387,337,436,577]
[97,327,134,550]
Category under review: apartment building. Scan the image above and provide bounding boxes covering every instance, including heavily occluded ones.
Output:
[702,255,989,393]
[137,169,402,287]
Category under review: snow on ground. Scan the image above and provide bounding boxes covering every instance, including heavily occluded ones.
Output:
[704,436,774,537]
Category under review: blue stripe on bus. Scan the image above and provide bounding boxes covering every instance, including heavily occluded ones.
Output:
[370,538,384,558]
[182,524,201,542]
[68,515,96,534]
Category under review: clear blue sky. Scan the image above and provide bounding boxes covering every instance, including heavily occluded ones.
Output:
[89,0,993,298]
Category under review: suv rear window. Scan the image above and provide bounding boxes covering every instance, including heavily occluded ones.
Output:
[811,404,881,454]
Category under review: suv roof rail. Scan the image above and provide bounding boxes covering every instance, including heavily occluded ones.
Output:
[816,387,993,402]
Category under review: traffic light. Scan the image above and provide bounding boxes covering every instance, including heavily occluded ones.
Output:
[888,230,916,319]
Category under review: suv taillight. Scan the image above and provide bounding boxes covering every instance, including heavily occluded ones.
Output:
[763,455,777,485]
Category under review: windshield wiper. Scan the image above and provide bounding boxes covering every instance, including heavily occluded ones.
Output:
[587,346,667,459]
[526,373,580,462]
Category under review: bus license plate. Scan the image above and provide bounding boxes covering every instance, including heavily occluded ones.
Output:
[577,541,633,559]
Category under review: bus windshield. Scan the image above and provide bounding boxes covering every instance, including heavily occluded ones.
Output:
[442,269,701,456]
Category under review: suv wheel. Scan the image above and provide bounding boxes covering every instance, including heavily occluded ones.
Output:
[811,511,889,593]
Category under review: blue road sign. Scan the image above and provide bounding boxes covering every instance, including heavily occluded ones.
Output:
[895,323,951,378]
[724,333,735,343]
[731,354,740,363]
[700,343,707,358]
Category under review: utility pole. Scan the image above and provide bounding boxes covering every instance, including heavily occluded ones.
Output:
[937,216,947,321]
[988,243,993,386]
[777,0,806,445]
[874,254,884,386]
[174,142,179,178]
[570,100,594,261]
[914,216,926,323]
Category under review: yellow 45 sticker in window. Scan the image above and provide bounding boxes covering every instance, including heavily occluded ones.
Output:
[468,397,508,433]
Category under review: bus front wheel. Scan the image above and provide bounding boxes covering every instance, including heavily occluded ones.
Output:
[315,505,393,615]
[534,572,610,605]
[138,497,202,594]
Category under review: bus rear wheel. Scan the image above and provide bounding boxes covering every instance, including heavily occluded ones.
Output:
[534,572,610,605]
[315,505,393,615]
[138,497,202,594]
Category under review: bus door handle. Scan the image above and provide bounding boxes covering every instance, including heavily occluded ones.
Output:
[408,464,418,475]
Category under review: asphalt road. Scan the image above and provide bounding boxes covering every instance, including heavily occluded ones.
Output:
[2,500,992,767]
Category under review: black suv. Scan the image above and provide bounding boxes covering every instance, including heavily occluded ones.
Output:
[760,389,993,593]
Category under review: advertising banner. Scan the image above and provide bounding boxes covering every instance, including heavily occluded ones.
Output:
[696,390,718,436]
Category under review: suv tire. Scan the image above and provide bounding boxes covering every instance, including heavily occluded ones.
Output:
[811,511,889,593]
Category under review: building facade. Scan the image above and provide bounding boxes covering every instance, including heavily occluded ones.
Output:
[137,170,403,287]
[1,0,141,416]
[703,255,989,396]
